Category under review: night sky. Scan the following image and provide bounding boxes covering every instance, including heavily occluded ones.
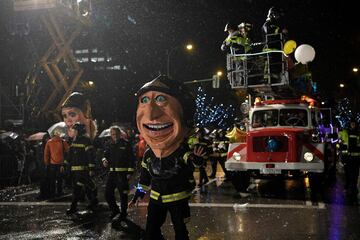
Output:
[0,0,359,127]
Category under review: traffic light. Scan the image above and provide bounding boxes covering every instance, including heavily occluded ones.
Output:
[212,75,220,88]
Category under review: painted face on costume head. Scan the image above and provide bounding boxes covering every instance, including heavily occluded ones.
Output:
[136,91,184,156]
[62,107,86,138]
[61,107,81,128]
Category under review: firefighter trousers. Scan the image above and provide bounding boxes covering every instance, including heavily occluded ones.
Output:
[70,172,97,209]
[198,166,209,186]
[145,200,190,240]
[105,173,129,216]
[210,157,229,178]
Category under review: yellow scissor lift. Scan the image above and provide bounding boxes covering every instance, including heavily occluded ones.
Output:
[14,0,91,120]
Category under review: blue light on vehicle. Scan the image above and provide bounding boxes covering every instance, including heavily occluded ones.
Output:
[267,138,279,152]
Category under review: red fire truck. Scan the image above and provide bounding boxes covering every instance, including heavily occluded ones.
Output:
[224,34,336,193]
[225,97,337,192]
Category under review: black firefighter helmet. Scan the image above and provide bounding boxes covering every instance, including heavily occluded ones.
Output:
[267,6,280,20]
[224,22,238,32]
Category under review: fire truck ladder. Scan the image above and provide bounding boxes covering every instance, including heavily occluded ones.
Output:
[14,1,91,119]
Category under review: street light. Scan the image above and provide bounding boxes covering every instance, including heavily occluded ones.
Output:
[186,44,193,51]
[339,83,345,88]
[166,43,194,77]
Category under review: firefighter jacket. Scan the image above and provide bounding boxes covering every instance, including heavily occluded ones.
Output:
[187,135,212,163]
[44,135,69,165]
[103,139,134,174]
[339,128,360,157]
[135,142,203,206]
[212,135,229,158]
[64,135,95,172]
[221,30,251,54]
[262,19,286,51]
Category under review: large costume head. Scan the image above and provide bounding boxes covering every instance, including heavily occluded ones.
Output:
[135,75,194,158]
[61,92,97,139]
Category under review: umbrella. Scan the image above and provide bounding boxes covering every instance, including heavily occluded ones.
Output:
[0,131,19,141]
[99,128,110,138]
[47,122,67,138]
[26,132,47,141]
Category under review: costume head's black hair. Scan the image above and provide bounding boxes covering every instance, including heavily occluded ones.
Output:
[61,92,91,118]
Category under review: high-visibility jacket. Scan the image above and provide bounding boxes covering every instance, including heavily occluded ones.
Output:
[339,129,360,156]
[221,30,251,54]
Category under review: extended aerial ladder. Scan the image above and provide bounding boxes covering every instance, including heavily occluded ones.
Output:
[13,0,91,120]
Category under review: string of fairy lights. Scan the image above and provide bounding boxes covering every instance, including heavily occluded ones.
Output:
[194,87,235,129]
[335,98,360,128]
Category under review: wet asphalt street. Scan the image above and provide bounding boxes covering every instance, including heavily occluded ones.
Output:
[1,166,360,240]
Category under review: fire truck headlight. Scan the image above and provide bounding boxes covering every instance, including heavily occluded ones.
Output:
[304,152,314,162]
[234,152,241,161]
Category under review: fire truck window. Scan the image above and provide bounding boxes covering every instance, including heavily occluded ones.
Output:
[252,110,278,128]
[280,109,308,126]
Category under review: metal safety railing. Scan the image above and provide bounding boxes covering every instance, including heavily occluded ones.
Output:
[227,33,289,89]
[227,50,289,89]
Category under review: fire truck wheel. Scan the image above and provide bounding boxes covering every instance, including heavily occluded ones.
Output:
[230,171,251,193]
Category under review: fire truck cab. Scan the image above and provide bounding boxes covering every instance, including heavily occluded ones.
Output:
[225,97,338,193]
[226,98,326,176]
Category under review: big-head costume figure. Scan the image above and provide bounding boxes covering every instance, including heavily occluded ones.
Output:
[60,92,97,140]
[129,75,205,240]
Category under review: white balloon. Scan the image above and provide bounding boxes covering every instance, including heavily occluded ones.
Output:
[294,44,316,64]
